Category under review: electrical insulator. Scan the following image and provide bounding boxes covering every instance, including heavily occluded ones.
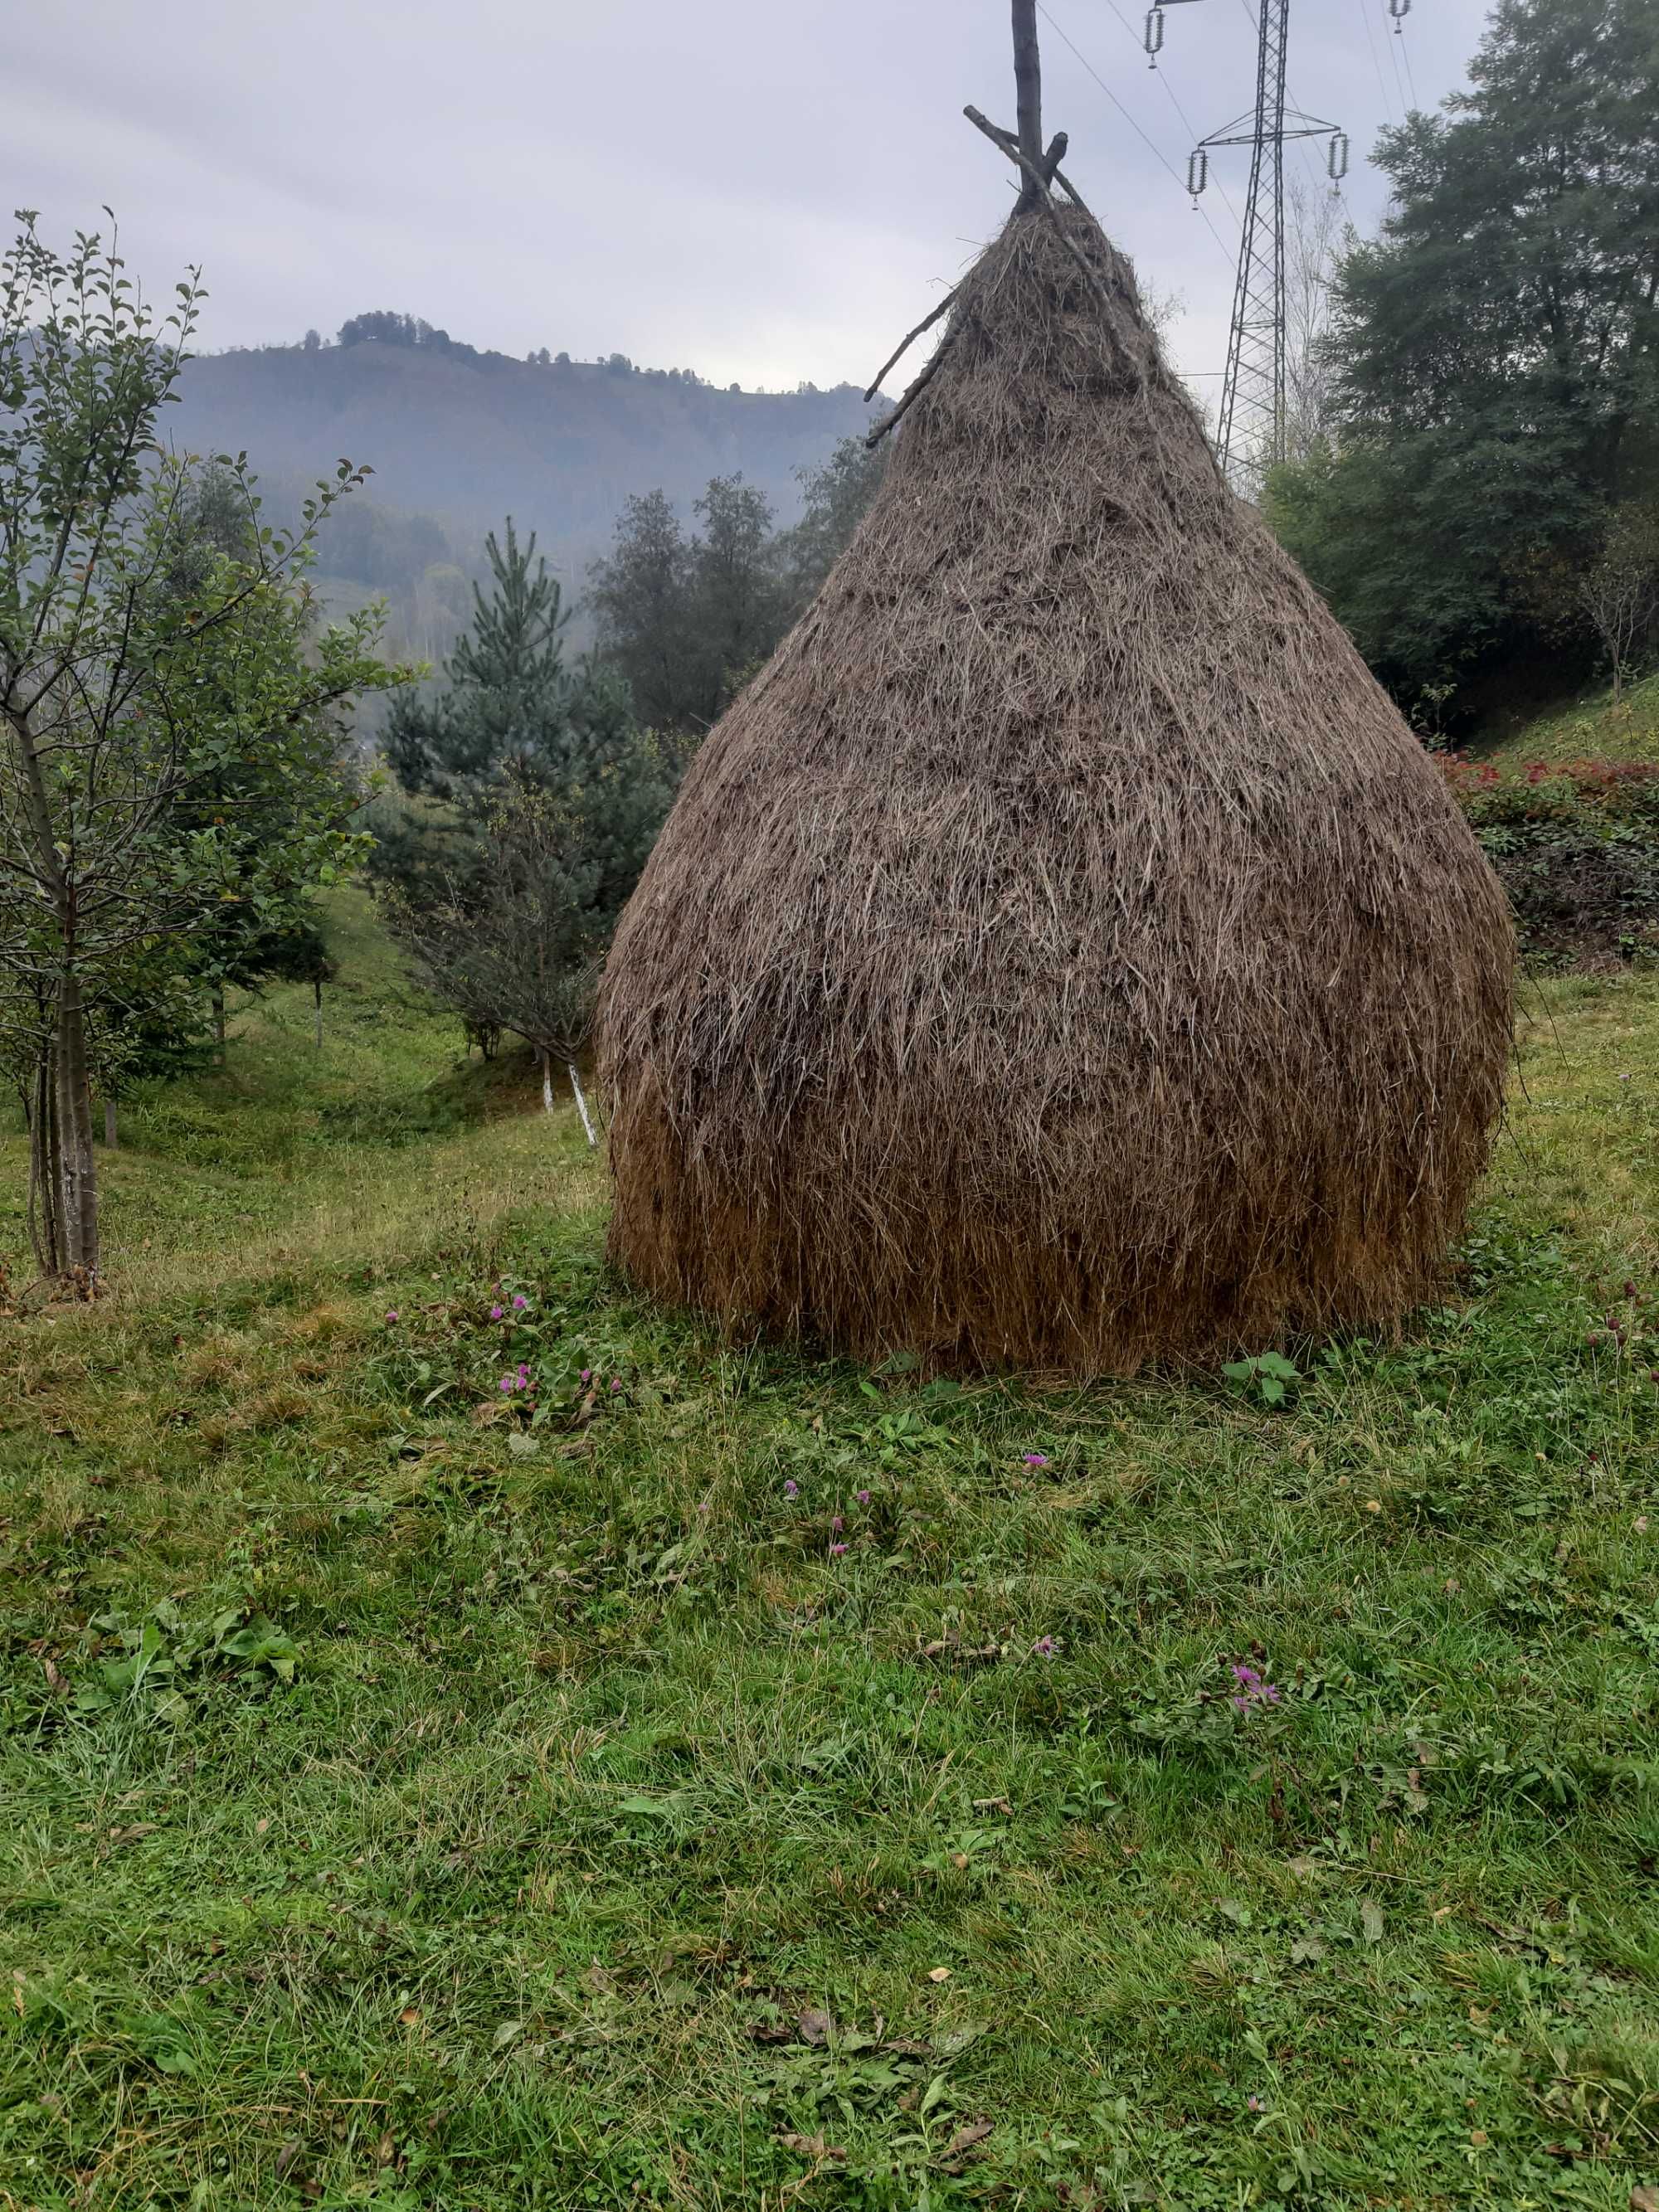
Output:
[1389,0,1410,28]
[1144,7,1165,66]
[1187,147,1209,201]
[1327,130,1350,189]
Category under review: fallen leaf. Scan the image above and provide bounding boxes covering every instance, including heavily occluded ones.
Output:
[1470,2128,1489,2147]
[1631,2189,1659,2212]
[255,1817,270,1835]
[927,1966,952,1983]
[796,2007,831,2045]
[945,2120,993,2159]
[397,2005,421,2028]
[273,2137,307,2182]
[776,2132,846,2161]
[1360,1898,1385,1945]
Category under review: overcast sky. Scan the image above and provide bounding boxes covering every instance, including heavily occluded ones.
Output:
[8,0,1494,397]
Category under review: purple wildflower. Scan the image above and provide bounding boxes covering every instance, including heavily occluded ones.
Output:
[385,1310,399,1324]
[499,1377,514,1394]
[581,1369,591,1383]
[611,1377,622,1393]
[1248,2095,1262,2113]
[1024,1452,1048,1467]
[1229,1661,1282,1714]
[490,1304,504,1320]
[512,1294,528,1311]
[1033,1636,1056,1657]
[830,1514,844,1534]
[830,1542,849,1557]
[857,1488,870,1505]
[783,1479,799,1499]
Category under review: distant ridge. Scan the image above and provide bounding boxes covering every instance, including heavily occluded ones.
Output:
[168,333,878,578]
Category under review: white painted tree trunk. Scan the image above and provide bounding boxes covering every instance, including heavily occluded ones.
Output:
[567,1062,597,1147]
[541,1051,555,1114]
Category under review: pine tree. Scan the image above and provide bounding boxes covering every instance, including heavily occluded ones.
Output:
[372,519,674,1092]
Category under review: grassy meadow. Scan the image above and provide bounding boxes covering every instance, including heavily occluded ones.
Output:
[2,863,1658,2207]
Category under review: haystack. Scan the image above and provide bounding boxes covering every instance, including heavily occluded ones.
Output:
[597,82,1512,1373]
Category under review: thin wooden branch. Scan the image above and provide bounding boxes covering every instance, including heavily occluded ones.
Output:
[965,108,1094,215]
[864,284,961,403]
[866,333,956,450]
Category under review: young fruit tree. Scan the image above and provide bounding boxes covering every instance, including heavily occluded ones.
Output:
[1579,507,1659,704]
[0,213,401,1281]
[381,774,606,1141]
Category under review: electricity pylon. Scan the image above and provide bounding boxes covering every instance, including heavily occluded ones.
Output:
[1151,0,1347,496]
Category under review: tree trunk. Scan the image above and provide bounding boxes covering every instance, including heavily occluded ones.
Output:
[541,1049,555,1115]
[314,978,324,1051]
[1012,0,1045,209]
[567,1062,598,1148]
[55,978,100,1276]
[212,984,226,1065]
[105,1095,118,1149]
[27,1044,66,1277]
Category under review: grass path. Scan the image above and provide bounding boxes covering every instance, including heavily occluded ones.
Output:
[2,897,1657,2209]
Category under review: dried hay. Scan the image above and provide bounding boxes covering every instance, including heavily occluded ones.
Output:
[596,205,1514,1373]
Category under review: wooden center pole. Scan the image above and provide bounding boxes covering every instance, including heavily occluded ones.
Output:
[1012,0,1046,210]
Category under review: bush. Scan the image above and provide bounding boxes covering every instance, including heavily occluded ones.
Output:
[1443,756,1659,965]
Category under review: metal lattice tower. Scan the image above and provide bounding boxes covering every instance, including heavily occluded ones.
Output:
[1158,0,1346,496]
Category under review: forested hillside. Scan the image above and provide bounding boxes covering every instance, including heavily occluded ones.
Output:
[167,324,876,652]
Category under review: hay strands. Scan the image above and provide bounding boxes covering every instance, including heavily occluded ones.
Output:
[866,95,1109,452]
[963,106,1116,314]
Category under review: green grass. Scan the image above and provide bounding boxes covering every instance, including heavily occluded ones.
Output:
[1478,670,1659,777]
[3,895,1659,2210]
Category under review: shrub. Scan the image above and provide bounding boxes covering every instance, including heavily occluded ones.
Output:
[1443,756,1659,965]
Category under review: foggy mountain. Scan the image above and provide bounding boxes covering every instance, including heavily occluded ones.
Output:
[168,319,878,655]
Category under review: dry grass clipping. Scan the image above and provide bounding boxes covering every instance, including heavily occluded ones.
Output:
[597,206,1514,1373]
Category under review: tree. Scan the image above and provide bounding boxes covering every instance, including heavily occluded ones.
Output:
[1281,177,1348,464]
[384,520,575,802]
[1579,506,1659,702]
[1267,0,1659,712]
[690,475,786,719]
[781,435,888,615]
[382,774,604,1140]
[0,212,400,1281]
[584,490,698,732]
[371,518,672,1096]
[589,453,888,741]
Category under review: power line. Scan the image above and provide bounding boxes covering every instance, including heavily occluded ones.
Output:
[1383,0,1413,115]
[1035,2,1239,270]
[1097,0,1244,231]
[1353,0,1397,125]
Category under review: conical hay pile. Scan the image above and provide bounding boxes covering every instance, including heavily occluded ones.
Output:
[597,204,1514,1373]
